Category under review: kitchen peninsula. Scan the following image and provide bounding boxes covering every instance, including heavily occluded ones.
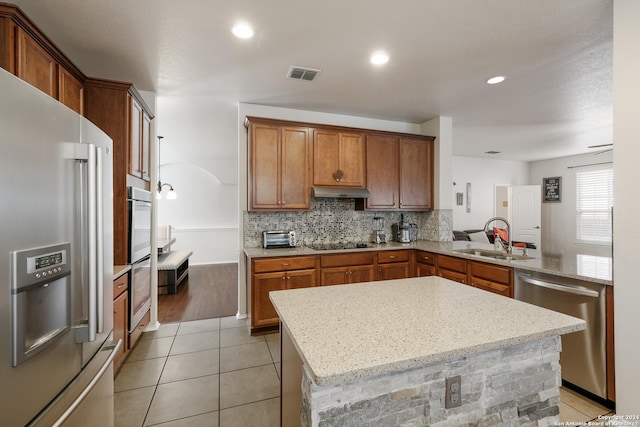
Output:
[270,277,585,426]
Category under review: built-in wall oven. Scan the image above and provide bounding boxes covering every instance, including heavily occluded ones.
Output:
[127,187,152,331]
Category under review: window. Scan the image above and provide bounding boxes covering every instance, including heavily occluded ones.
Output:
[576,168,613,244]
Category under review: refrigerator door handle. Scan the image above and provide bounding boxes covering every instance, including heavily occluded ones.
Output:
[72,143,98,343]
[49,339,122,427]
[96,146,104,334]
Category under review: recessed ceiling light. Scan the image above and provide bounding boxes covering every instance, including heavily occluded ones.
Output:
[232,22,254,39]
[370,51,389,66]
[486,75,506,85]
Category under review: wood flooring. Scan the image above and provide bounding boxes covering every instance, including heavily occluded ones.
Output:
[157,263,238,323]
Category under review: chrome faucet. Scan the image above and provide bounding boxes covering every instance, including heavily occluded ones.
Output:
[483,217,512,254]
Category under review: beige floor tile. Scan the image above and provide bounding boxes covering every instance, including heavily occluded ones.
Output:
[220,327,265,348]
[219,398,280,427]
[150,411,219,427]
[559,402,591,424]
[265,335,280,363]
[170,331,220,356]
[114,386,155,427]
[220,316,248,330]
[560,388,611,418]
[160,349,220,384]
[220,365,280,409]
[144,375,220,426]
[142,323,180,340]
[127,336,174,362]
[177,318,221,335]
[220,341,273,373]
[115,358,166,392]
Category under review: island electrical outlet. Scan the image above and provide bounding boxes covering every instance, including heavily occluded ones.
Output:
[445,375,462,409]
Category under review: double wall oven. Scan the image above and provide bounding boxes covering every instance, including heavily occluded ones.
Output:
[128,187,152,332]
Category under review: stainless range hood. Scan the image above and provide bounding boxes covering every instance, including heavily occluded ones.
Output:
[312,186,371,199]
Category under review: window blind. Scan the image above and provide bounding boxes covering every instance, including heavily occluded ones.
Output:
[576,168,613,244]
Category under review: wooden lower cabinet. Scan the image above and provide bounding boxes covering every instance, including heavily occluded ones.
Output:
[113,272,129,373]
[377,250,411,281]
[415,250,436,277]
[468,261,513,298]
[437,255,467,284]
[320,252,375,286]
[251,256,317,331]
[322,265,375,286]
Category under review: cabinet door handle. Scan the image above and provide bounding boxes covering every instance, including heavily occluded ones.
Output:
[389,256,396,259]
[423,256,429,260]
[281,263,290,266]
[117,284,126,289]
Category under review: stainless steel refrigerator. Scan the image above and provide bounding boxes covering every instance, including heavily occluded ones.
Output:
[0,68,120,426]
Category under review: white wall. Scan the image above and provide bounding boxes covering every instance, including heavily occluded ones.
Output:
[529,152,613,258]
[156,95,239,265]
[613,0,640,411]
[451,156,529,230]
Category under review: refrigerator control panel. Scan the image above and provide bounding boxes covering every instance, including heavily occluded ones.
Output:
[12,243,70,290]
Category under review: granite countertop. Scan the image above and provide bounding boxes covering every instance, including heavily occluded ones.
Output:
[113,264,131,280]
[270,276,585,386]
[244,240,613,285]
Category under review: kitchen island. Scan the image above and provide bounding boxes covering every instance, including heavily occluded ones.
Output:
[270,276,585,426]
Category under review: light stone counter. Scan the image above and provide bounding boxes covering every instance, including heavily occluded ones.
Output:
[245,239,613,285]
[271,276,584,386]
[271,277,586,426]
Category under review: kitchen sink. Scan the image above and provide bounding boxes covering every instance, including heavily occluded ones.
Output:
[453,248,534,261]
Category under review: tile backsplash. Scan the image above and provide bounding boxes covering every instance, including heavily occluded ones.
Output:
[243,198,452,247]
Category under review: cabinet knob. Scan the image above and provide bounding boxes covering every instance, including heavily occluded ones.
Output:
[281,263,290,266]
[389,256,396,259]
[423,256,429,260]
[117,284,126,289]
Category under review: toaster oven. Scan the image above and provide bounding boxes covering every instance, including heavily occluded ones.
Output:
[262,231,296,249]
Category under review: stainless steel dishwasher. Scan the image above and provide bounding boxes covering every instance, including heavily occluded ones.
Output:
[514,270,607,400]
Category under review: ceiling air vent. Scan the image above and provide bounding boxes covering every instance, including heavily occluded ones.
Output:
[287,66,321,81]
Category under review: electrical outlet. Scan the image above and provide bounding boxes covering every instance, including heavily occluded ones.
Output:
[445,375,462,409]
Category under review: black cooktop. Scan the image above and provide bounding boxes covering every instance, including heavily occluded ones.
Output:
[307,242,371,251]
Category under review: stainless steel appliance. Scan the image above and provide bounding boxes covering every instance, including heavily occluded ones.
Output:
[128,187,152,264]
[372,217,387,244]
[0,68,119,426]
[515,270,607,400]
[263,230,297,249]
[127,187,152,332]
[392,214,411,243]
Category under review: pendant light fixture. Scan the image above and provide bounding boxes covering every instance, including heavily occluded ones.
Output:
[156,135,177,200]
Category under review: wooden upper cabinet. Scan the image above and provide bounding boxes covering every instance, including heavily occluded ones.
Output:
[365,134,399,209]
[399,138,434,210]
[313,129,365,187]
[249,120,310,210]
[129,97,143,178]
[16,27,57,98]
[362,134,434,211]
[1,8,86,113]
[58,66,84,115]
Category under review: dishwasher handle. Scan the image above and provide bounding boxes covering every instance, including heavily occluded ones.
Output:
[517,274,600,298]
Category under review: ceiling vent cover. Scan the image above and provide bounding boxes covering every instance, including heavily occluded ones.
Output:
[287,66,321,81]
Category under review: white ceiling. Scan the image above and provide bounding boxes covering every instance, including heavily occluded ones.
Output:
[10,0,612,162]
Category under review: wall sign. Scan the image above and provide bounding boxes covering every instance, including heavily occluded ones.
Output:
[543,177,561,202]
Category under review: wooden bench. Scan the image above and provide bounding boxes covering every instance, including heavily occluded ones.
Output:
[158,250,193,294]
